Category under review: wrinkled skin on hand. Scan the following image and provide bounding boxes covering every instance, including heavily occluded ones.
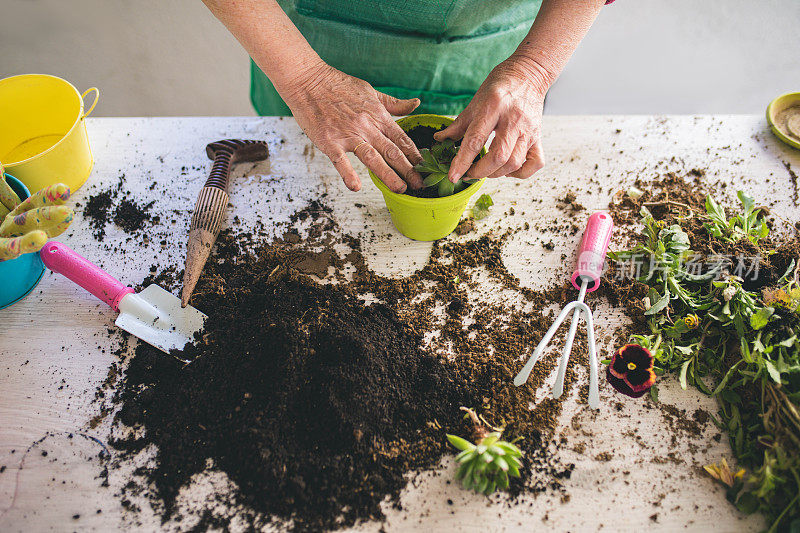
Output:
[285,64,424,194]
[435,58,549,183]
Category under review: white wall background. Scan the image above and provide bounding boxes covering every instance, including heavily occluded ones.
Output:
[1,0,798,116]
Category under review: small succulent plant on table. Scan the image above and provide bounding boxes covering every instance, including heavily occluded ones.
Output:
[446,407,523,495]
[414,139,479,197]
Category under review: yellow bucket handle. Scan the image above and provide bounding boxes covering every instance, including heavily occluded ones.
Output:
[81,87,99,118]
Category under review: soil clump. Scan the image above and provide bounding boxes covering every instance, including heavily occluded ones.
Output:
[81,177,155,239]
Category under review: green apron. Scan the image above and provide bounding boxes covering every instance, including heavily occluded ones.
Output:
[250,0,543,116]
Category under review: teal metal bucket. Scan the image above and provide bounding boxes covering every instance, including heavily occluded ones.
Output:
[0,174,45,310]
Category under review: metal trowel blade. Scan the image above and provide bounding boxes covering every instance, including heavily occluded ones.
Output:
[115,284,207,356]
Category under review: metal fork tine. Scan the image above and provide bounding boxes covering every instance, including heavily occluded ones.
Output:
[513,300,581,386]
[552,308,581,399]
[584,307,600,409]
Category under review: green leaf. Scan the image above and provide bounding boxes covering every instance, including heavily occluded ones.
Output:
[756,220,769,240]
[705,195,724,217]
[679,360,691,390]
[734,491,759,515]
[649,384,659,402]
[447,434,475,451]
[750,307,774,330]
[737,190,755,214]
[497,473,509,490]
[486,444,506,456]
[778,260,796,285]
[472,193,494,220]
[421,148,437,166]
[506,458,520,477]
[740,337,753,363]
[423,172,447,187]
[646,290,671,315]
[456,461,473,481]
[695,373,712,395]
[456,449,476,463]
[712,360,743,396]
[497,442,522,457]
[494,456,509,472]
[778,335,797,348]
[437,178,455,197]
[481,433,500,447]
[719,388,741,404]
[765,360,782,383]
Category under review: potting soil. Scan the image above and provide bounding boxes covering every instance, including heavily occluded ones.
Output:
[108,207,575,531]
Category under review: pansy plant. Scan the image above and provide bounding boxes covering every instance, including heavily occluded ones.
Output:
[607,344,657,398]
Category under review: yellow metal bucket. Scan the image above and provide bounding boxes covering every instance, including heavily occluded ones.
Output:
[0,74,99,193]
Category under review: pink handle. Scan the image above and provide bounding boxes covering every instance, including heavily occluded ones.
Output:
[571,211,614,292]
[40,241,134,311]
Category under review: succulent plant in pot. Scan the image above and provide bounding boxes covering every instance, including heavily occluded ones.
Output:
[368,114,487,241]
[413,139,479,198]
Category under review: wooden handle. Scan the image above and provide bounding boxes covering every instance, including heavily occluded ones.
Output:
[181,187,229,306]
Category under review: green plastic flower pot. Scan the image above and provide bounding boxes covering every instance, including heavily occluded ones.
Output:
[368,114,486,241]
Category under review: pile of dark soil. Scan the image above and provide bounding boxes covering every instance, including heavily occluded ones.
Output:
[109,218,574,531]
[113,264,474,530]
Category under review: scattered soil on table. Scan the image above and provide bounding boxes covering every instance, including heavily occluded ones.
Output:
[83,190,115,240]
[112,198,154,234]
[97,164,800,531]
[107,204,576,531]
[454,218,475,235]
[81,177,156,239]
[784,161,799,206]
[556,192,585,215]
[113,266,475,531]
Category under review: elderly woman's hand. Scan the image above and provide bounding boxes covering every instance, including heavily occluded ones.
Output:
[284,63,424,193]
[434,57,552,183]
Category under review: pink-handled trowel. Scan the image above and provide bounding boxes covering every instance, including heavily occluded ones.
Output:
[41,241,206,356]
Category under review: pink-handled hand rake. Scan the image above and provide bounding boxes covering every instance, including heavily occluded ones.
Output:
[513,211,614,409]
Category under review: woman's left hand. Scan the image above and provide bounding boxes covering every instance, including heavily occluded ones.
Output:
[434,56,553,182]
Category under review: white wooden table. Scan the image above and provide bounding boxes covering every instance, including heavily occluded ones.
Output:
[1,116,798,532]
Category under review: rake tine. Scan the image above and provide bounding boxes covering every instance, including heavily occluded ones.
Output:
[514,300,581,386]
[584,305,600,409]
[553,279,590,399]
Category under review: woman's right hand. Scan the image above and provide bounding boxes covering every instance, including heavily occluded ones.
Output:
[283,63,424,193]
